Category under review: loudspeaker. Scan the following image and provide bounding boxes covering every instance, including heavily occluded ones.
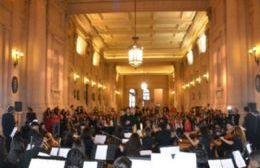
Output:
[14,101,23,112]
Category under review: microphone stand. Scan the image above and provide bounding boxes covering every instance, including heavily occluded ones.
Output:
[57,138,61,156]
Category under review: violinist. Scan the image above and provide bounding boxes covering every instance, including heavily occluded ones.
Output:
[214,122,235,157]
[184,124,212,158]
[220,125,247,155]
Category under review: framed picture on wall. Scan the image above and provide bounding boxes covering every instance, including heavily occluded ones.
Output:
[256,74,260,92]
[11,76,18,94]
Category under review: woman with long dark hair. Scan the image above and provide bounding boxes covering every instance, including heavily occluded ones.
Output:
[64,148,84,168]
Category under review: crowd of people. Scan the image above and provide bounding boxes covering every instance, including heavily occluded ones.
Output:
[0,104,257,168]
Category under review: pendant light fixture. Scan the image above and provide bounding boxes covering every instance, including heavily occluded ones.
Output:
[128,0,143,67]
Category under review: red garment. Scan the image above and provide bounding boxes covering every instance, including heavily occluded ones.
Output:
[51,115,61,125]
[44,118,52,132]
[184,119,192,132]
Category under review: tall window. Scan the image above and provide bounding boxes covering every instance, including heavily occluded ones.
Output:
[143,89,150,101]
[129,89,136,107]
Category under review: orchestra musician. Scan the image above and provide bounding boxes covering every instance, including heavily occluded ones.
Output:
[219,125,247,156]
[184,124,212,158]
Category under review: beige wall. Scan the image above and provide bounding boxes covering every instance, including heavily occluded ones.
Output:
[179,0,260,114]
[179,37,210,111]
[0,0,117,132]
[119,75,171,108]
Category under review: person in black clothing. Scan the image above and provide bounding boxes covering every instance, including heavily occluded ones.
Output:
[2,106,16,152]
[228,108,240,126]
[124,133,141,157]
[220,126,246,154]
[121,108,134,132]
[6,132,25,168]
[81,127,94,159]
[185,124,212,158]
[25,107,37,125]
[155,123,173,148]
[142,127,154,150]
[64,148,84,168]
[20,131,45,168]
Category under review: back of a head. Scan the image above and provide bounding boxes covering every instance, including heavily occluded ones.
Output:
[113,156,132,168]
[64,148,84,168]
[31,131,43,147]
[7,106,15,113]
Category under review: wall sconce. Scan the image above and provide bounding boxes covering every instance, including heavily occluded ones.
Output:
[115,90,120,95]
[83,77,89,84]
[190,80,195,86]
[196,76,201,83]
[98,83,103,88]
[102,85,107,90]
[186,84,190,88]
[12,49,24,67]
[182,85,186,89]
[73,73,80,81]
[203,72,209,81]
[171,91,176,95]
[249,46,259,65]
[91,80,96,87]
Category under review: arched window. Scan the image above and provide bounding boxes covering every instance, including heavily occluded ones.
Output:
[129,89,136,107]
[143,89,150,101]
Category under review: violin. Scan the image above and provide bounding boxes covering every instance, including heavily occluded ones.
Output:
[45,132,59,147]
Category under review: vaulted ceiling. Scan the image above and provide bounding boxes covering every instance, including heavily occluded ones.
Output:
[86,11,208,62]
[69,0,209,75]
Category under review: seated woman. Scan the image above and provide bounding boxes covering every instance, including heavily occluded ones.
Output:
[6,132,26,168]
[141,127,154,150]
[64,148,84,168]
[220,126,247,154]
[124,133,141,157]
[184,124,212,158]
[155,123,173,148]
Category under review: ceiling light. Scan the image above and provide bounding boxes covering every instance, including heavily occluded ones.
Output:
[128,0,143,67]
[187,50,194,65]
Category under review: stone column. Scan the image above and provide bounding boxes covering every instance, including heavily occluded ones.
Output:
[26,0,47,115]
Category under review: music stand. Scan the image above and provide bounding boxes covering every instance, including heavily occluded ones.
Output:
[91,144,117,161]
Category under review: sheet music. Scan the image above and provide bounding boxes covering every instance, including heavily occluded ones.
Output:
[140,150,152,156]
[83,161,98,168]
[173,152,197,168]
[124,133,132,138]
[10,127,18,138]
[29,159,64,168]
[160,146,180,155]
[208,160,222,168]
[221,159,234,168]
[58,148,70,158]
[130,159,152,168]
[208,159,234,168]
[26,144,35,151]
[151,153,173,168]
[246,144,252,155]
[94,135,107,144]
[232,150,246,168]
[38,152,50,157]
[50,147,59,156]
[122,139,129,144]
[95,145,108,160]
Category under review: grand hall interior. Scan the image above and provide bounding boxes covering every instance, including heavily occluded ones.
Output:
[0,0,260,168]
